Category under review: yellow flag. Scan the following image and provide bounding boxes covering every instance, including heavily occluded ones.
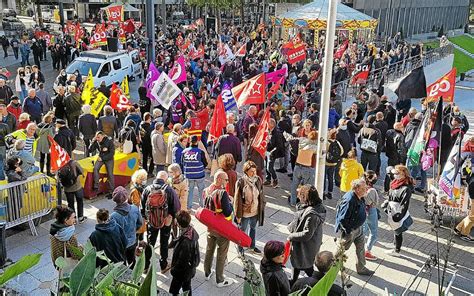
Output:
[89,88,108,117]
[82,68,94,105]
[121,75,129,98]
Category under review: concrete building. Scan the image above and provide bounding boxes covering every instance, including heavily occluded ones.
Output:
[343,0,470,37]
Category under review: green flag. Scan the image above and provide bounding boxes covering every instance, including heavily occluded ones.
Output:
[407,110,431,168]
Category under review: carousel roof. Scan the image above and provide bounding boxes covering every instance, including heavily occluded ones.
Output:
[272,0,377,30]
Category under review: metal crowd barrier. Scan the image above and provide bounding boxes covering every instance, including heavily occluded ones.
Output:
[331,44,454,102]
[0,175,55,236]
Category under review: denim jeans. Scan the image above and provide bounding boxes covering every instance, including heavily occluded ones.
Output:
[188,178,205,209]
[361,151,379,171]
[240,215,258,248]
[324,166,336,194]
[265,156,277,182]
[363,207,378,251]
[290,165,315,205]
[410,165,427,190]
[93,159,115,192]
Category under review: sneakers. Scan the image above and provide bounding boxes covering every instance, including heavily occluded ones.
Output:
[364,251,377,261]
[161,263,171,274]
[263,180,272,186]
[251,247,262,254]
[357,268,374,276]
[414,187,426,194]
[216,278,233,288]
[324,192,333,200]
[385,249,401,257]
[78,217,88,224]
[272,180,279,188]
[205,270,215,281]
[460,235,474,242]
[276,168,288,173]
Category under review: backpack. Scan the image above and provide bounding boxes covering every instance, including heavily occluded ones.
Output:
[326,140,342,164]
[334,193,352,234]
[204,189,224,213]
[146,184,169,229]
[58,161,77,188]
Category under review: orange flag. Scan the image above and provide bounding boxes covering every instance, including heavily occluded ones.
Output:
[251,108,271,158]
[110,83,132,111]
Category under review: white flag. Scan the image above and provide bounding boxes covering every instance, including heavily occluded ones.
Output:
[218,43,235,64]
[150,72,182,109]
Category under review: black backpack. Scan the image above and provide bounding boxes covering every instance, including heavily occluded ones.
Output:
[58,161,77,188]
[326,140,342,164]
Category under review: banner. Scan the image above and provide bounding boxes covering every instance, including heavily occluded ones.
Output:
[218,43,235,64]
[49,136,71,172]
[235,44,246,57]
[334,40,349,60]
[208,95,227,143]
[65,21,76,36]
[267,77,284,100]
[395,66,427,99]
[121,75,130,98]
[145,62,160,89]
[74,23,84,41]
[232,73,265,107]
[351,64,370,85]
[82,68,94,105]
[286,45,306,65]
[221,82,237,111]
[150,72,182,109]
[426,68,456,103]
[439,134,463,200]
[168,55,187,84]
[110,83,132,111]
[119,22,127,43]
[105,5,124,22]
[89,88,108,117]
[90,24,107,47]
[407,110,431,167]
[251,108,271,158]
[189,44,204,60]
[266,68,287,85]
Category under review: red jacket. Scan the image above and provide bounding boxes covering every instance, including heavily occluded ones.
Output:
[7,103,21,121]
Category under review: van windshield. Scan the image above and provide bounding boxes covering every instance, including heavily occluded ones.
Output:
[66,61,101,76]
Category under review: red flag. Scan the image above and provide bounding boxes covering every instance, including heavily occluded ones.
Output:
[334,40,349,60]
[189,44,204,60]
[211,76,220,92]
[119,22,127,43]
[49,135,71,173]
[267,77,284,100]
[74,23,84,41]
[110,83,132,111]
[351,64,370,85]
[105,5,124,22]
[251,108,271,158]
[235,44,246,57]
[208,95,227,143]
[232,73,265,107]
[426,68,456,103]
[180,39,191,51]
[176,35,184,46]
[291,33,303,48]
[286,45,306,65]
[124,19,135,33]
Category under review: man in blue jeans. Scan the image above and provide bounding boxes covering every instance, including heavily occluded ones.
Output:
[89,131,115,198]
[181,136,207,209]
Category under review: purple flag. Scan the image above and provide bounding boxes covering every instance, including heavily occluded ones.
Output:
[145,62,160,89]
[265,68,287,85]
[169,55,187,84]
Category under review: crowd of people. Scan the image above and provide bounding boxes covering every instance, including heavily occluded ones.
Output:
[0,20,471,296]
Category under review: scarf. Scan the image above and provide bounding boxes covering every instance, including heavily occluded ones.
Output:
[173,174,185,185]
[390,178,408,190]
[54,225,75,242]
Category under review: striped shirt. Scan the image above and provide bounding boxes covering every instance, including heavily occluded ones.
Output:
[24,137,35,154]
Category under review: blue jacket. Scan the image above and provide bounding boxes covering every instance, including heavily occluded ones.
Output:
[328,108,340,129]
[181,146,207,180]
[172,142,185,170]
[22,96,43,119]
[111,203,143,248]
[334,191,366,235]
[124,113,142,132]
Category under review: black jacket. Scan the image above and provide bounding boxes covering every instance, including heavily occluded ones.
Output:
[388,184,413,222]
[54,126,76,157]
[277,116,292,134]
[260,258,290,296]
[385,129,406,164]
[0,122,8,147]
[358,124,382,154]
[169,226,199,281]
[0,85,13,105]
[89,219,127,267]
[89,136,115,162]
[336,129,352,157]
[291,270,344,296]
[267,128,285,159]
[404,119,421,149]
[78,113,98,139]
[139,121,153,152]
[53,94,66,120]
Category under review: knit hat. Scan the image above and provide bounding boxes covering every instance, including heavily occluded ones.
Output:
[112,186,128,204]
[263,240,285,260]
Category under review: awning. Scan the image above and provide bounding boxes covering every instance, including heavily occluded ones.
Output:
[100,3,140,12]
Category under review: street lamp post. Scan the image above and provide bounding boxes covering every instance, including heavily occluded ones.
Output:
[146,0,155,66]
[314,0,337,195]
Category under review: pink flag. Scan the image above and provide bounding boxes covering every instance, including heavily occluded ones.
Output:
[266,68,287,85]
[145,62,160,89]
[168,55,187,84]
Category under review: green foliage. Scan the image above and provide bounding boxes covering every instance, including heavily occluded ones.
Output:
[131,252,146,285]
[69,248,97,296]
[0,254,42,286]
[239,253,266,296]
[448,35,474,54]
[186,0,241,9]
[96,263,128,291]
[308,261,341,296]
[137,251,157,296]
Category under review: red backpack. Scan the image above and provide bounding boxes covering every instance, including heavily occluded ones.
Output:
[146,184,168,229]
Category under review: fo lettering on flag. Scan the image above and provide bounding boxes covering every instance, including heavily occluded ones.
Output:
[49,135,71,173]
[251,108,271,158]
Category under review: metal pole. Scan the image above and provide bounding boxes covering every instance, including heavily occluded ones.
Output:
[59,1,65,29]
[146,0,155,66]
[314,0,337,194]
[161,0,166,33]
[0,222,6,267]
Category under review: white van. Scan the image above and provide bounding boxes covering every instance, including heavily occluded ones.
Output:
[65,49,142,88]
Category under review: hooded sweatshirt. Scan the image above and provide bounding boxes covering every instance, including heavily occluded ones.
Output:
[260,258,290,296]
[89,219,127,266]
[169,226,200,281]
[339,158,364,192]
[110,203,143,248]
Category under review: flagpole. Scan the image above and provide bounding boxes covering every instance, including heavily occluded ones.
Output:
[436,97,444,181]
[314,0,337,194]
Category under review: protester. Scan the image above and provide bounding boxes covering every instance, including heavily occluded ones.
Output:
[0,78,13,105]
[325,129,344,200]
[168,210,200,296]
[140,112,154,176]
[36,113,54,175]
[89,208,127,267]
[166,123,182,165]
[173,134,189,170]
[246,123,264,180]
[203,170,234,287]
[54,119,76,157]
[50,206,82,267]
[288,185,326,285]
[215,124,242,165]
[335,179,374,276]
[264,118,285,188]
[78,105,98,157]
[17,112,30,130]
[234,160,265,254]
[7,96,22,121]
[168,163,188,211]
[89,131,115,198]
[5,156,26,182]
[182,135,208,208]
[384,165,414,256]
[363,171,380,261]
[98,106,119,139]
[260,240,290,296]
[60,160,86,224]
[151,121,166,173]
[339,149,364,195]
[7,139,39,178]
[218,153,237,198]
[110,186,143,267]
[22,89,43,123]
[129,169,148,241]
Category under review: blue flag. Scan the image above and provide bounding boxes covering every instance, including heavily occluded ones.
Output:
[221,82,237,111]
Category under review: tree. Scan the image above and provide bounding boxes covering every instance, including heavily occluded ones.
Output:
[186,0,242,32]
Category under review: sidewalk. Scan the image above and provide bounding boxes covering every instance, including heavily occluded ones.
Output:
[4,171,474,295]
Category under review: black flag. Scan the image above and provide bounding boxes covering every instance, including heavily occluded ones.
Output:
[395,66,427,99]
